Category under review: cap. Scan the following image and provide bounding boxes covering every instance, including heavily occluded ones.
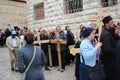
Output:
[11,30,16,35]
[80,27,94,38]
[102,16,113,25]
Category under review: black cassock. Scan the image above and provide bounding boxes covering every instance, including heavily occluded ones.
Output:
[74,41,81,80]
[50,43,58,66]
[100,28,116,80]
[75,54,80,80]
[66,31,75,64]
[116,39,120,80]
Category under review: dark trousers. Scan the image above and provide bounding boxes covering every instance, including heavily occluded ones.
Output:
[66,48,75,64]
[75,54,80,80]
[61,49,66,69]
[0,38,4,47]
[44,51,49,68]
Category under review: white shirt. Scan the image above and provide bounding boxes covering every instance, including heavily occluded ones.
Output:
[12,38,17,47]
[20,35,24,40]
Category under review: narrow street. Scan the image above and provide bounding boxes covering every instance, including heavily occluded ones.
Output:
[0,47,76,80]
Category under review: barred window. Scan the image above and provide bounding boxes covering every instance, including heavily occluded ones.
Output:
[65,0,83,14]
[34,3,44,20]
[101,0,117,7]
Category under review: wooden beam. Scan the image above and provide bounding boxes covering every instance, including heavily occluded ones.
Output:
[89,14,98,21]
[89,6,103,41]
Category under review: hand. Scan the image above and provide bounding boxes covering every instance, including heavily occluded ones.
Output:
[38,42,41,46]
[95,34,98,37]
[58,39,63,42]
[115,29,119,34]
[54,39,57,41]
[95,42,102,49]
[12,48,16,52]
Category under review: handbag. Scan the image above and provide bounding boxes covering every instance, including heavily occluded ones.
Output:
[21,46,36,80]
[80,53,105,80]
[85,61,105,80]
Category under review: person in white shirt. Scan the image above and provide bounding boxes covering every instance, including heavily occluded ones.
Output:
[6,30,20,71]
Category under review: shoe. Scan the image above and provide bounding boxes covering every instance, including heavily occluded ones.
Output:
[60,69,65,72]
[14,68,19,72]
[57,69,65,72]
[45,67,50,71]
[11,68,14,71]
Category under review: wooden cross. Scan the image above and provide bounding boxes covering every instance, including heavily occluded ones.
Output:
[50,32,67,72]
[89,6,103,41]
[69,45,80,56]
[33,33,53,67]
[48,45,53,67]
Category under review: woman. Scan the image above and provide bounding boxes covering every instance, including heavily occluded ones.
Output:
[79,28,104,80]
[18,31,47,80]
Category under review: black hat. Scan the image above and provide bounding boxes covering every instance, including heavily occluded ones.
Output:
[102,16,112,24]
[80,28,94,38]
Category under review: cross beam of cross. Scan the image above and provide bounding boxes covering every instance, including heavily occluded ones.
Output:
[33,40,53,67]
[89,6,103,41]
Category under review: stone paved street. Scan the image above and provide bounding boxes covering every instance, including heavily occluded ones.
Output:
[0,47,76,80]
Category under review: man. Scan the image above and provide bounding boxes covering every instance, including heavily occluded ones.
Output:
[6,30,20,71]
[116,32,120,80]
[0,29,3,47]
[100,16,116,80]
[53,26,67,72]
[36,28,50,71]
[65,26,75,64]
[0,30,5,47]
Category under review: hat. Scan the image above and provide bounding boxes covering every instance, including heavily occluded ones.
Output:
[80,28,94,38]
[102,16,112,24]
[11,30,16,35]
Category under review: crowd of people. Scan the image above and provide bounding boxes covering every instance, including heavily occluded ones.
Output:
[3,25,76,80]
[1,15,120,80]
[0,28,11,47]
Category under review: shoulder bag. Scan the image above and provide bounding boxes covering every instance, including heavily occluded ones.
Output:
[80,53,105,80]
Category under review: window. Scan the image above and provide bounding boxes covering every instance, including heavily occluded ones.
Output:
[34,3,44,20]
[101,0,117,7]
[65,0,83,14]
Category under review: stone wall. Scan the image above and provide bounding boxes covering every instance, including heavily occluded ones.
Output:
[0,0,27,30]
[27,0,120,32]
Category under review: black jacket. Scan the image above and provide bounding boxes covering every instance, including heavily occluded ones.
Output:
[100,28,116,80]
[40,35,49,52]
[116,39,120,80]
[66,31,75,46]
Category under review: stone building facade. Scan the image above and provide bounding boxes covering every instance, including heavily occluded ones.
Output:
[27,0,120,32]
[0,0,27,30]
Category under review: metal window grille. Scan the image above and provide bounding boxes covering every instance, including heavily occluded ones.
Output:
[34,3,44,20]
[101,0,117,7]
[64,0,83,14]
